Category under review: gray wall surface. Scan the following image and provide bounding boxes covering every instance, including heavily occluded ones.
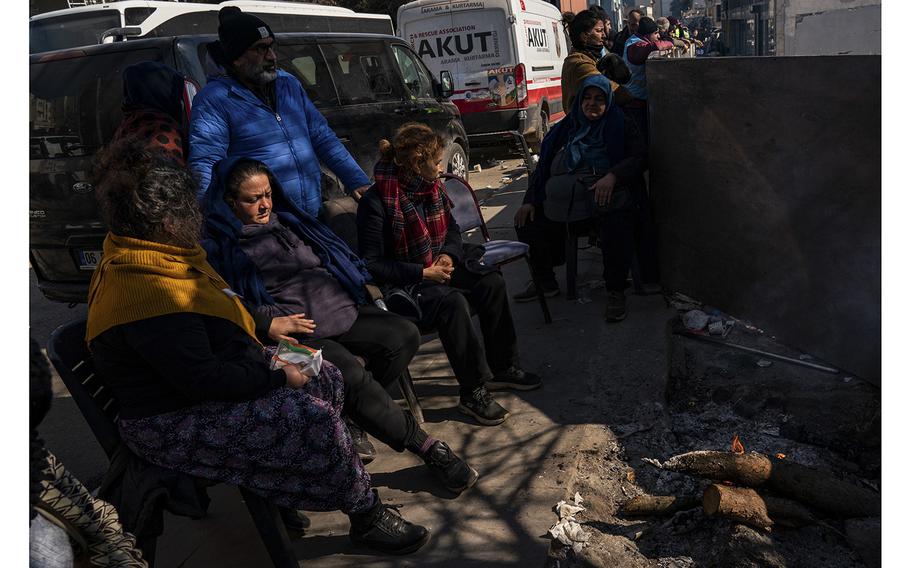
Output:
[776,0,881,56]
[647,55,881,382]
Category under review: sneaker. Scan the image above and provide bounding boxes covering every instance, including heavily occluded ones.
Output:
[279,507,311,533]
[349,489,430,555]
[512,280,559,303]
[345,417,375,464]
[604,290,627,322]
[486,366,543,391]
[423,441,479,495]
[458,386,510,426]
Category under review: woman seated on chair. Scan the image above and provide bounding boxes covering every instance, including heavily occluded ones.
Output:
[86,142,429,554]
[201,157,477,495]
[356,122,542,427]
[513,74,649,323]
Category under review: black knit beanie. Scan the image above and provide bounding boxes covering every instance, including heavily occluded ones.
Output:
[217,7,275,64]
[637,17,658,37]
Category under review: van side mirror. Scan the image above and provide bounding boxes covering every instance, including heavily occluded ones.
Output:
[439,70,454,99]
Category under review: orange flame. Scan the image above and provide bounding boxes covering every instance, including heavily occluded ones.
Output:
[775,453,786,460]
[731,434,745,454]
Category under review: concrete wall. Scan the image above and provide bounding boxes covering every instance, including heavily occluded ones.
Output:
[776,0,881,55]
[647,55,881,382]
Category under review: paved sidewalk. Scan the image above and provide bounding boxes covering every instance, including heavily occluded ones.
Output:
[144,160,675,566]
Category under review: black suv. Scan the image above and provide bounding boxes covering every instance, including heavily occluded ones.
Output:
[30,32,470,303]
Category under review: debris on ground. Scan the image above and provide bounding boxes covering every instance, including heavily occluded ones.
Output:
[548,493,589,553]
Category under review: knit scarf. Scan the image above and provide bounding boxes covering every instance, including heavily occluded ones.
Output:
[85,233,257,343]
[374,160,450,268]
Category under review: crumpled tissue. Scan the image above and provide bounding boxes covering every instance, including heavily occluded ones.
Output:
[548,492,589,553]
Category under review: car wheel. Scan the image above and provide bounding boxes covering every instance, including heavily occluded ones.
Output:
[446,142,468,180]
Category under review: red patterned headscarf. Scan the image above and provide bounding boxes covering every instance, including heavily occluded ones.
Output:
[374,160,451,268]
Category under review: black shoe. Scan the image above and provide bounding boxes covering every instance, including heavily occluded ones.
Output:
[486,366,543,391]
[279,507,311,533]
[349,489,430,555]
[457,386,509,426]
[345,417,375,465]
[423,441,479,495]
[605,290,627,322]
[512,280,559,303]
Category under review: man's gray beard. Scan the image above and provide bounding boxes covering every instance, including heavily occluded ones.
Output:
[236,60,278,86]
[251,68,278,85]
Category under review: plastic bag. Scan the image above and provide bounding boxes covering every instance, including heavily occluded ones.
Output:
[269,339,323,377]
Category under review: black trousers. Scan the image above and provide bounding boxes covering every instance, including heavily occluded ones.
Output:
[515,202,638,293]
[420,268,520,395]
[514,205,566,286]
[302,305,421,453]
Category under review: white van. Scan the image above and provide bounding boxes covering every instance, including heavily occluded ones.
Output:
[30,1,394,54]
[397,0,569,152]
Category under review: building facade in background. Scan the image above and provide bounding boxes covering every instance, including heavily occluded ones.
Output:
[705,0,880,56]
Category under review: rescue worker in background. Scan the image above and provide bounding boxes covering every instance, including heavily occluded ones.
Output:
[560,10,632,110]
[657,16,689,53]
[620,16,675,146]
[189,7,370,216]
[610,8,642,56]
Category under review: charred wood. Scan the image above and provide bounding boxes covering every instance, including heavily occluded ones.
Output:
[653,451,880,518]
[620,494,700,517]
[703,484,774,532]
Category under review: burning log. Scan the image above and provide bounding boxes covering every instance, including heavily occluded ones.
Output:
[703,484,816,531]
[761,495,816,528]
[703,485,773,531]
[620,494,700,517]
[650,450,879,518]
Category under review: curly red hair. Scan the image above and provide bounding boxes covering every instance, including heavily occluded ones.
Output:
[378,122,445,174]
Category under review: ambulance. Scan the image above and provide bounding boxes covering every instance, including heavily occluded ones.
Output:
[397,0,569,152]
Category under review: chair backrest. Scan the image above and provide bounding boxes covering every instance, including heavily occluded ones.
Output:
[46,319,122,459]
[441,174,490,241]
[321,195,360,252]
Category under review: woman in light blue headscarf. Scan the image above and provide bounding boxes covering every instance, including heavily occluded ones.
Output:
[514,74,648,322]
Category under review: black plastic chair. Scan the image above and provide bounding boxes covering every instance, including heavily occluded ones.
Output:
[47,319,300,568]
[441,173,553,324]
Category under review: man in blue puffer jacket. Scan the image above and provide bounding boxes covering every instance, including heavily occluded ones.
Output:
[189,7,371,216]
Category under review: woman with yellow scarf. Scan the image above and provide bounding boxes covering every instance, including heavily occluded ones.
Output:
[84,142,429,555]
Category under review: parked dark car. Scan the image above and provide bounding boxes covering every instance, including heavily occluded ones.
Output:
[30,32,469,303]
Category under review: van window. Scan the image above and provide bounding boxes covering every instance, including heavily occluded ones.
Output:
[320,42,400,105]
[392,45,434,99]
[30,49,165,158]
[278,43,338,108]
[30,12,122,54]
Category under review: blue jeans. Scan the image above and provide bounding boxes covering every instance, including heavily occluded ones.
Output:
[30,514,73,568]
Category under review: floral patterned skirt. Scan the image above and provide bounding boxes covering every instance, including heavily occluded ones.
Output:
[118,361,372,514]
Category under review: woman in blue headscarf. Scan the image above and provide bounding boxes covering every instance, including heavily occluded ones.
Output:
[513,74,647,322]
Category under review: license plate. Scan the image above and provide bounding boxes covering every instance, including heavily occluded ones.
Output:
[78,249,103,270]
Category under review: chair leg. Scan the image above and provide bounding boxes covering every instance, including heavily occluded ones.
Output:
[524,255,552,324]
[398,369,425,425]
[565,232,579,301]
[239,487,298,568]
